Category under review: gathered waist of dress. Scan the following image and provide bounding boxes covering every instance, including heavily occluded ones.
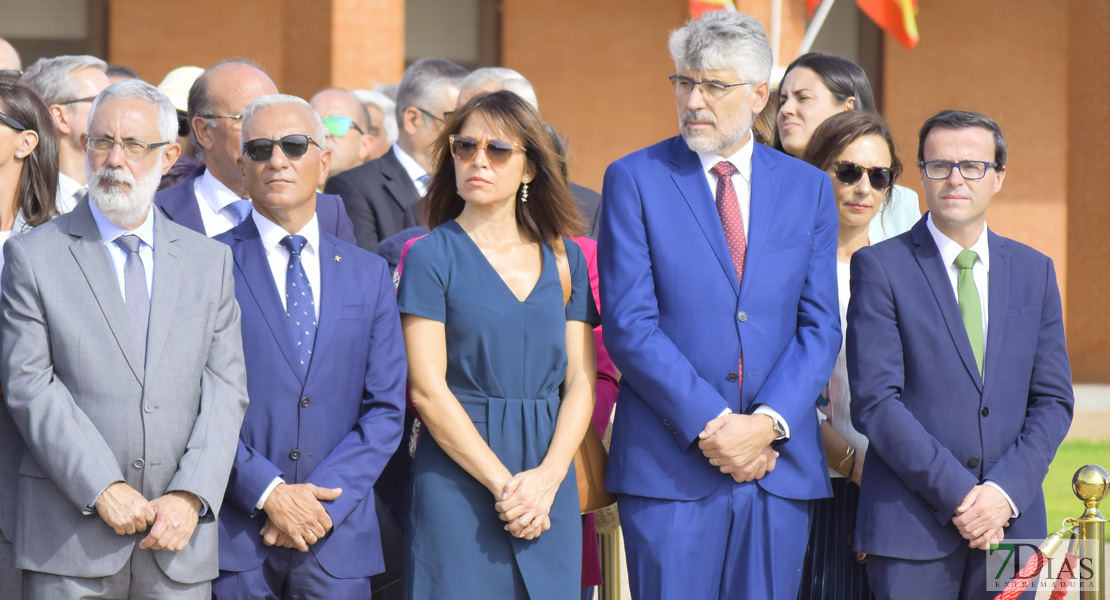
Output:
[454,392,561,425]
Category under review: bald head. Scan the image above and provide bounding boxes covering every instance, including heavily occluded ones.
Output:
[189,60,278,195]
[0,38,19,71]
[310,88,374,176]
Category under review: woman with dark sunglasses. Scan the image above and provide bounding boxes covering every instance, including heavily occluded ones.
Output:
[396,90,597,599]
[0,78,59,600]
[776,53,919,242]
[794,110,903,600]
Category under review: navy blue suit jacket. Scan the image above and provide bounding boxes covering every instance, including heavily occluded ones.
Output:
[155,166,357,245]
[323,148,419,254]
[213,217,406,578]
[847,217,1073,560]
[599,136,840,503]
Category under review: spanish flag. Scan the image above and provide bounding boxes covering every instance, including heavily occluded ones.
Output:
[805,0,919,50]
[689,0,735,19]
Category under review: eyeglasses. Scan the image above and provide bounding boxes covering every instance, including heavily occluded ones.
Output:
[321,116,365,137]
[84,135,170,157]
[0,69,22,79]
[669,75,754,102]
[199,113,242,123]
[242,134,323,161]
[833,161,895,191]
[416,106,452,125]
[176,112,190,138]
[449,135,525,166]
[0,109,28,131]
[58,96,97,105]
[919,160,1000,180]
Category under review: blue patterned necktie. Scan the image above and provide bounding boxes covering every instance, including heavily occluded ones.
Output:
[114,234,149,361]
[280,235,317,373]
[226,199,253,225]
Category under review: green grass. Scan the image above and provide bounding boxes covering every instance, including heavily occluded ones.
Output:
[1042,439,1110,536]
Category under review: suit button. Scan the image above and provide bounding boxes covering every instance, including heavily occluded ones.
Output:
[980,407,990,417]
[727,372,738,382]
[143,402,154,413]
[289,450,301,460]
[300,397,311,407]
[737,311,748,322]
[968,456,981,468]
[132,458,145,469]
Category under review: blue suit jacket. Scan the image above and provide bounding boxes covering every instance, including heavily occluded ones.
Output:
[155,166,357,245]
[213,217,406,578]
[847,217,1073,560]
[598,136,840,502]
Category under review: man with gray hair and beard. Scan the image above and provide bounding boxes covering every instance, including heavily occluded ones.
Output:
[0,79,249,598]
[598,11,840,599]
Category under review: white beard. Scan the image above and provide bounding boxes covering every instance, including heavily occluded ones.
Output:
[679,109,750,156]
[86,155,163,228]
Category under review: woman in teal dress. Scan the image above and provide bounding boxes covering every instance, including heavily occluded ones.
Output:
[398,90,598,599]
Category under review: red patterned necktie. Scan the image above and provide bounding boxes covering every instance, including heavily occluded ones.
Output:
[711,160,746,391]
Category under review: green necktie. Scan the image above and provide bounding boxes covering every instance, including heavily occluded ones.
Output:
[954,249,984,375]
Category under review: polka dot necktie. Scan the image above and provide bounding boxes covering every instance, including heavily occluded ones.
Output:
[711,160,747,391]
[280,235,317,373]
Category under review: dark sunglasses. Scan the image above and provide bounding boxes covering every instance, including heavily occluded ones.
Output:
[449,135,525,166]
[0,109,27,131]
[242,134,323,161]
[176,112,190,138]
[833,161,895,191]
[321,116,365,137]
[0,69,22,79]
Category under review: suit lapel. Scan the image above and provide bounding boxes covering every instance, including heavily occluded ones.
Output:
[66,201,144,383]
[381,149,420,218]
[230,219,306,385]
[154,166,205,232]
[144,211,183,384]
[982,231,1009,390]
[739,145,778,302]
[668,138,740,296]
[910,219,983,391]
[305,235,343,385]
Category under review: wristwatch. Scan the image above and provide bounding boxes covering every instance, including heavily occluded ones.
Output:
[768,414,787,440]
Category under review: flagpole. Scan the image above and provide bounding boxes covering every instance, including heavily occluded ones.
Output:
[771,0,782,66]
[796,0,836,58]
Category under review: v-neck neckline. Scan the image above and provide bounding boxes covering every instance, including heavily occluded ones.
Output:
[450,220,547,304]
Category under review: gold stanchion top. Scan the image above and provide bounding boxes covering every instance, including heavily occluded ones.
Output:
[1072,464,1109,510]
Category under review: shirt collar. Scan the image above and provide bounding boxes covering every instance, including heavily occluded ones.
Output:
[88,198,156,249]
[251,209,320,257]
[391,143,427,184]
[926,212,990,270]
[696,133,755,185]
[58,173,83,199]
[197,168,247,213]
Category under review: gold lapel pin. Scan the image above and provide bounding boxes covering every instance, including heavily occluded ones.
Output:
[334,255,342,262]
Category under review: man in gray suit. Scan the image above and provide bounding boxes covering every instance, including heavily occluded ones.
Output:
[0,79,249,598]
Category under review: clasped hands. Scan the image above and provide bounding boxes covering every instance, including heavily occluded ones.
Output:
[494,467,561,541]
[94,482,202,552]
[952,484,1012,550]
[699,413,779,483]
[260,483,343,552]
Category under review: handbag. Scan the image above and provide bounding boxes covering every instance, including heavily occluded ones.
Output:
[552,238,618,515]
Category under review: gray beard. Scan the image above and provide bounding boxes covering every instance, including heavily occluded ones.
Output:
[679,110,750,156]
[86,156,163,228]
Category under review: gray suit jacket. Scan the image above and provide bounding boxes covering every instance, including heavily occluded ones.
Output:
[0,199,249,584]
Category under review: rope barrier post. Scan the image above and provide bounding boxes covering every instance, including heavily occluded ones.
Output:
[1072,464,1108,600]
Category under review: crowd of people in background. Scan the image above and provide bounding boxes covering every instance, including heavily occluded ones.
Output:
[0,8,1073,600]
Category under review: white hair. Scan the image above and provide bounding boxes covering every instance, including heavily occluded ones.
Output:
[89,79,178,143]
[459,67,539,111]
[240,93,327,146]
[668,11,773,85]
[23,54,107,105]
[352,89,398,144]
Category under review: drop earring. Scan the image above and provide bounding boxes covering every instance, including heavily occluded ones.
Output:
[521,182,529,203]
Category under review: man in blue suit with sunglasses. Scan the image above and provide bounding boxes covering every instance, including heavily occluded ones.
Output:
[212,94,406,600]
[598,11,840,600]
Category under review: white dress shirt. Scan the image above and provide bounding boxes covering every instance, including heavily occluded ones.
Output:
[391,143,430,196]
[56,172,86,215]
[696,134,788,439]
[251,210,323,509]
[925,213,1017,518]
[194,169,249,236]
